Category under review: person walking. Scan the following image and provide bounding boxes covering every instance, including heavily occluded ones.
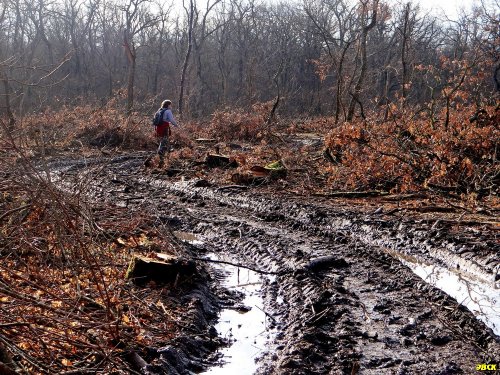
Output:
[154,100,178,167]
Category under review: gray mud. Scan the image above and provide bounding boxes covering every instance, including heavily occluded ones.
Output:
[46,154,499,374]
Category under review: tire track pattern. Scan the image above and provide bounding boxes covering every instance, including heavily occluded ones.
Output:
[48,156,499,374]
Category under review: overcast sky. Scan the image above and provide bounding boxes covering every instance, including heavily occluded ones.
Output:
[405,0,480,19]
[170,0,495,22]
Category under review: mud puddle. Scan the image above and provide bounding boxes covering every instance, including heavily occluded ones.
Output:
[174,232,275,374]
[173,231,204,247]
[205,258,272,374]
[388,249,500,336]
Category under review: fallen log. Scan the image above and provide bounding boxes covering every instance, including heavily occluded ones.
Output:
[191,256,279,275]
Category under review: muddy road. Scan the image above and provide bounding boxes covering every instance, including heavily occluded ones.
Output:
[49,153,499,374]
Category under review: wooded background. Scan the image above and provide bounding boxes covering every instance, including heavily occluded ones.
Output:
[0,0,498,120]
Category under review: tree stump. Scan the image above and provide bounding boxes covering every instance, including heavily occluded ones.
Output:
[125,255,197,284]
[205,154,238,168]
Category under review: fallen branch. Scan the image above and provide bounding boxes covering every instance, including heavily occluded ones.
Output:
[313,191,389,198]
[0,204,32,222]
[191,256,279,275]
[217,185,249,191]
[381,193,429,201]
[255,305,277,323]
[304,307,331,326]
[0,322,30,329]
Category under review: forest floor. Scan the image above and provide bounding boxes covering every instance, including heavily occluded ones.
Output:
[1,131,499,374]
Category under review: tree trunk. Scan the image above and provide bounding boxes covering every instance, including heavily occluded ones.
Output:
[1,70,16,129]
[124,34,136,116]
[347,0,378,122]
[179,0,195,118]
[335,43,351,124]
[401,3,411,101]
[153,18,166,94]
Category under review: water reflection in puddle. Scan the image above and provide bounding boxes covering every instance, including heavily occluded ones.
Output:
[174,232,273,374]
[204,256,273,375]
[173,231,204,246]
[391,251,500,336]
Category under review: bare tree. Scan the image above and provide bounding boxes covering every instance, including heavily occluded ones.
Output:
[178,0,196,117]
[0,0,496,120]
[346,0,378,121]
[192,0,224,116]
[121,0,157,115]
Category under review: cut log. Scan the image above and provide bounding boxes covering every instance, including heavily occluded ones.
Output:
[195,138,217,143]
[205,154,238,168]
[233,161,287,185]
[125,255,196,284]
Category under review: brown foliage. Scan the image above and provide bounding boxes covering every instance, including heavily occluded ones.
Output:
[198,101,273,142]
[324,105,499,196]
[17,99,154,153]
[0,119,186,373]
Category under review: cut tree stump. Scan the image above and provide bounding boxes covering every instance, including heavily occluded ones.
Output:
[231,160,287,185]
[205,154,238,168]
[125,255,197,284]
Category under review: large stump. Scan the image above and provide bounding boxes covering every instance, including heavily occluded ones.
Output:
[205,154,238,168]
[125,255,197,285]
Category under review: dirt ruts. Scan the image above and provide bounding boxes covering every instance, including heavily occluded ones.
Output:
[49,153,499,374]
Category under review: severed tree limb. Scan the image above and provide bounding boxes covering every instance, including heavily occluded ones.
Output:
[313,190,389,198]
[255,305,277,323]
[191,257,280,275]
